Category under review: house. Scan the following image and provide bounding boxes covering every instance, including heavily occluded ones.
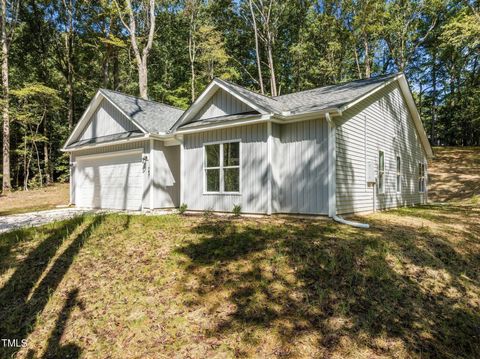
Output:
[63,73,433,215]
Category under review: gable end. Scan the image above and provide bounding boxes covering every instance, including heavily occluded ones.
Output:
[77,98,141,141]
[192,88,259,122]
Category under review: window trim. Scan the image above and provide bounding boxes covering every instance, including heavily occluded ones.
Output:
[418,162,426,193]
[378,150,385,194]
[203,139,241,195]
[396,155,401,193]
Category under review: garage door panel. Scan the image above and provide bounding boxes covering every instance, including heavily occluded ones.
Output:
[75,152,143,210]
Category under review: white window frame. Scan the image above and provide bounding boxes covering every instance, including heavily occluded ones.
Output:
[203,139,241,195]
[419,162,426,193]
[396,155,401,193]
[378,150,385,194]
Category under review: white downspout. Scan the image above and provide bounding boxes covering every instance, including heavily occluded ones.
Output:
[326,112,370,229]
[177,135,184,206]
[149,138,155,210]
[267,121,273,215]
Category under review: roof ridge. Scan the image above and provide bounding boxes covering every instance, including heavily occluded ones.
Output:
[99,88,184,111]
[214,78,281,103]
[274,73,401,99]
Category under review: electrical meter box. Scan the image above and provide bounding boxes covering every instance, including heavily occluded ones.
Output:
[366,161,376,184]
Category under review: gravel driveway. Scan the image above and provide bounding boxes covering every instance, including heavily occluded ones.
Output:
[0,208,89,234]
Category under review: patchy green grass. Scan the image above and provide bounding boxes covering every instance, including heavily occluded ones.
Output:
[0,183,69,216]
[0,204,479,358]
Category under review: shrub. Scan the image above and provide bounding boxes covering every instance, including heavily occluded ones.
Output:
[203,208,213,217]
[178,203,188,215]
[232,204,241,217]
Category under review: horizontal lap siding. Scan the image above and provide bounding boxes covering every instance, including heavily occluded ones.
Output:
[275,119,329,214]
[183,124,268,213]
[336,83,427,214]
[70,141,149,207]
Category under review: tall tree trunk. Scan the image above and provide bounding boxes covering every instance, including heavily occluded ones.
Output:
[354,46,362,79]
[43,118,50,185]
[363,36,371,78]
[1,0,10,193]
[188,6,196,102]
[249,0,264,94]
[190,59,195,101]
[102,52,109,87]
[266,39,277,96]
[138,58,148,99]
[113,47,119,89]
[116,0,156,99]
[67,75,74,129]
[431,50,437,145]
[63,0,75,130]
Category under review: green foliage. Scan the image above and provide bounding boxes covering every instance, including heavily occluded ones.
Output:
[232,204,241,217]
[1,0,478,191]
[178,203,188,215]
[203,208,213,218]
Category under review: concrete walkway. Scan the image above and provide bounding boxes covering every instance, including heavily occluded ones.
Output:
[0,208,178,234]
[0,208,89,234]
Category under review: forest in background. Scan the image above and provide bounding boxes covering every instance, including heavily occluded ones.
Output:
[0,0,479,192]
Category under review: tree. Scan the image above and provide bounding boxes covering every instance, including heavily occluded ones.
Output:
[11,84,63,189]
[185,0,201,102]
[1,0,19,193]
[115,0,156,99]
[248,0,264,94]
[245,0,286,96]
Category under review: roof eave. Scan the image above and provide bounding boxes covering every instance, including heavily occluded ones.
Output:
[174,114,272,134]
[396,76,434,159]
[62,133,151,152]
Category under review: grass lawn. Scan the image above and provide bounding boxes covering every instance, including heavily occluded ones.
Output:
[0,183,70,216]
[0,204,478,358]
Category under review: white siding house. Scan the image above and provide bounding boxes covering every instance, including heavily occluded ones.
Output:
[336,82,428,214]
[63,73,433,216]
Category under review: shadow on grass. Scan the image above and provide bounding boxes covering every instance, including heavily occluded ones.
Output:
[0,215,104,358]
[177,208,480,357]
[40,288,84,359]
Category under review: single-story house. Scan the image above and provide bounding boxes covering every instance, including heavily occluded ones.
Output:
[63,73,433,216]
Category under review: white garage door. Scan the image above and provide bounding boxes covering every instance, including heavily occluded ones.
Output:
[75,151,144,210]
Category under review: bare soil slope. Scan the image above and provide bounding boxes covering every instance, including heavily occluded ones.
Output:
[428,147,480,203]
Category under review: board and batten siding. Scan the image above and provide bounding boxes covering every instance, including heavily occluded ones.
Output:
[192,89,256,122]
[273,119,329,214]
[152,141,180,208]
[182,123,268,213]
[78,99,139,141]
[335,82,427,214]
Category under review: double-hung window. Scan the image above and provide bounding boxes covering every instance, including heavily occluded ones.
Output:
[419,162,426,193]
[204,141,240,193]
[378,150,385,193]
[396,156,401,193]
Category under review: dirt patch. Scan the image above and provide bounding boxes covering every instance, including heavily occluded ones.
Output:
[428,147,480,202]
[0,183,69,216]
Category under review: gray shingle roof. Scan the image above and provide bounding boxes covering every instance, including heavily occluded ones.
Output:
[214,78,286,113]
[100,89,184,133]
[275,73,399,114]
[176,74,400,129]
